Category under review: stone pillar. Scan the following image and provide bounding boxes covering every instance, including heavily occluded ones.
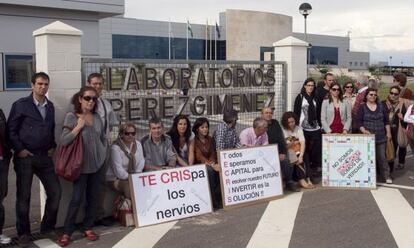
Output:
[273,36,308,111]
[33,21,83,225]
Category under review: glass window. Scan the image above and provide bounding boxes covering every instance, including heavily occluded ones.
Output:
[112,34,226,60]
[349,62,352,67]
[360,62,363,66]
[4,54,34,89]
[309,46,338,65]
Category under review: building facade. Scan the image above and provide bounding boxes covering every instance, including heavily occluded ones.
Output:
[0,1,369,114]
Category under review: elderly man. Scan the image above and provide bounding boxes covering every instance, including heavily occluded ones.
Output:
[141,117,176,171]
[214,109,241,150]
[261,107,299,192]
[240,118,268,146]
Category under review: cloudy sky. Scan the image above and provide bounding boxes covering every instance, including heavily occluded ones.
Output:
[124,0,414,66]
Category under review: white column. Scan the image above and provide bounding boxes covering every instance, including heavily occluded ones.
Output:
[273,36,308,111]
[33,21,83,225]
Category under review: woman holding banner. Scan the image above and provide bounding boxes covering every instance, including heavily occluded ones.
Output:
[281,112,314,189]
[192,117,222,209]
[320,82,352,134]
[106,122,145,199]
[167,115,194,167]
[356,88,392,184]
[294,78,322,181]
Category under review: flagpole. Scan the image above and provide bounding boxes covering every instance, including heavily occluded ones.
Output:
[214,21,217,61]
[209,20,212,61]
[186,19,189,61]
[205,19,208,61]
[168,19,171,60]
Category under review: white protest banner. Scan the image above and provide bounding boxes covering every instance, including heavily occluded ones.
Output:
[130,164,212,227]
[322,134,376,189]
[219,145,283,208]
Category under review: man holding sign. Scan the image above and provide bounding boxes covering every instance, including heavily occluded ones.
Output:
[141,117,177,171]
[261,108,298,192]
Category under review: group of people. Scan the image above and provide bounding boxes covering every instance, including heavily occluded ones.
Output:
[0,71,413,247]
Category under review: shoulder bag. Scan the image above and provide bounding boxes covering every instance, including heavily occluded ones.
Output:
[54,125,84,182]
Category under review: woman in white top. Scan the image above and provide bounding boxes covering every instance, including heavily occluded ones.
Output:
[281,111,314,189]
[403,104,414,152]
[107,122,145,199]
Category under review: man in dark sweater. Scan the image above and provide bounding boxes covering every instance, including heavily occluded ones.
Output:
[261,107,298,192]
[7,72,61,247]
[315,73,335,126]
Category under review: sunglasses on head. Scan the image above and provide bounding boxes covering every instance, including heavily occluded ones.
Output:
[82,96,98,102]
[124,131,136,136]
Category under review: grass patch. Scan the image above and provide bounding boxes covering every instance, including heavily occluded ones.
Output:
[378,83,414,100]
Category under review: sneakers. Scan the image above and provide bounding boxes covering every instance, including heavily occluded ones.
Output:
[386,177,393,184]
[0,234,12,244]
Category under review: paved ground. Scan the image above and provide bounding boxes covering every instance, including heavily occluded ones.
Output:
[2,154,414,248]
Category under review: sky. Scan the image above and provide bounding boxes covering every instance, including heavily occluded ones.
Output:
[124,0,414,66]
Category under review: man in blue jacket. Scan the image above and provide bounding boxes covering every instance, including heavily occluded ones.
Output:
[7,72,61,247]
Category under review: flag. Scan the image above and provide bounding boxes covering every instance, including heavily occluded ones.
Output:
[187,20,193,38]
[215,22,220,39]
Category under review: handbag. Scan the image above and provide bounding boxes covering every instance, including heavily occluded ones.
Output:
[397,122,409,148]
[385,139,395,162]
[406,123,414,141]
[113,195,135,227]
[54,126,84,182]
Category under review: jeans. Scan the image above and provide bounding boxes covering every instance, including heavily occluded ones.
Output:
[388,126,407,172]
[207,166,222,209]
[63,170,101,235]
[376,142,390,181]
[0,159,10,235]
[13,155,61,235]
[303,129,322,173]
[280,158,294,185]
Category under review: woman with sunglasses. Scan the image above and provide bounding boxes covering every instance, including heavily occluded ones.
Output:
[294,78,322,181]
[356,88,392,184]
[58,86,107,246]
[321,82,352,134]
[343,81,356,107]
[167,115,194,167]
[106,122,144,199]
[382,86,408,171]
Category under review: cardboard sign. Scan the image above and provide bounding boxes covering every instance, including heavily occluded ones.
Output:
[130,164,213,227]
[322,134,376,189]
[218,145,283,208]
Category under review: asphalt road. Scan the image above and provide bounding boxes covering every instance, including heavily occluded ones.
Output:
[2,154,413,248]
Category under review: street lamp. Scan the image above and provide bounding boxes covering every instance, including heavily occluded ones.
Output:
[299,3,312,75]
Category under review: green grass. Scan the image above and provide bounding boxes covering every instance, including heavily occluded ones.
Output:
[378,83,414,100]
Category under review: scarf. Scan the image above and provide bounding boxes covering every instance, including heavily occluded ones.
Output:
[302,93,317,125]
[114,138,137,174]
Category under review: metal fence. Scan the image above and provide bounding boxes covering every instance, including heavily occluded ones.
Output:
[82,58,287,139]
